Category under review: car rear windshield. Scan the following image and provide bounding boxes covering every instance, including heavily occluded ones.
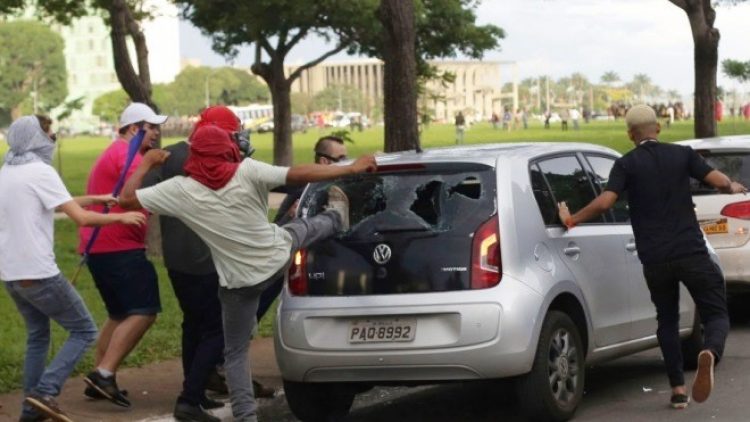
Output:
[298,163,497,234]
[690,151,750,195]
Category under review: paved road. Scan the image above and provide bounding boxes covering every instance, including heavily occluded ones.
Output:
[258,323,750,422]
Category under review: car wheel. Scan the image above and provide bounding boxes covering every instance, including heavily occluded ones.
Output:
[283,380,356,422]
[681,311,703,370]
[517,310,585,422]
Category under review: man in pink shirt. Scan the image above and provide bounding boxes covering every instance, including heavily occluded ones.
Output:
[78,103,167,408]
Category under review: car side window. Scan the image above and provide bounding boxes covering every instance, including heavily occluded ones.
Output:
[530,164,558,225]
[535,155,605,224]
[584,155,630,223]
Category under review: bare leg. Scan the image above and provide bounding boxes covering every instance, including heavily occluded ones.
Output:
[95,318,119,367]
[98,315,156,372]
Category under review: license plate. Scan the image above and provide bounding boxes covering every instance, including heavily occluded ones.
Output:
[702,218,728,235]
[348,317,416,344]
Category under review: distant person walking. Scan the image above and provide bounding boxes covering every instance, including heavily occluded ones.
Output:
[560,108,570,131]
[570,108,581,130]
[0,115,145,422]
[557,105,744,409]
[455,111,466,144]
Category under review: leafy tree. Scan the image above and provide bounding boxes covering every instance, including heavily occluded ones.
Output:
[722,59,750,83]
[0,21,68,119]
[628,73,654,102]
[600,71,620,87]
[177,0,503,163]
[667,0,748,137]
[1,0,159,111]
[290,92,314,116]
[312,84,366,112]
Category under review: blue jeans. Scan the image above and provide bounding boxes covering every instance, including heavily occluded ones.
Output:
[219,211,341,421]
[4,274,98,416]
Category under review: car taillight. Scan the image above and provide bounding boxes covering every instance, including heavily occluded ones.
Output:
[471,215,501,289]
[721,200,750,220]
[288,249,308,295]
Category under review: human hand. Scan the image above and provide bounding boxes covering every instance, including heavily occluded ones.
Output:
[97,195,118,207]
[557,201,574,230]
[730,181,748,195]
[142,149,171,168]
[350,154,377,174]
[118,212,146,226]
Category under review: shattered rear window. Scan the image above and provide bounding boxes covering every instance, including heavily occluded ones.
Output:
[299,164,496,235]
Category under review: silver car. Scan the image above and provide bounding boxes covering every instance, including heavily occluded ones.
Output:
[275,143,704,422]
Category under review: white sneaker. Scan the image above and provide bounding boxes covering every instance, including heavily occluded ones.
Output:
[327,185,350,231]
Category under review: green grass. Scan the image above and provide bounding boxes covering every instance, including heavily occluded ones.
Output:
[1,118,749,393]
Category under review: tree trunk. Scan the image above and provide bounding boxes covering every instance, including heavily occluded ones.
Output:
[693,29,719,137]
[670,0,720,138]
[379,0,419,153]
[269,64,293,166]
[107,0,157,112]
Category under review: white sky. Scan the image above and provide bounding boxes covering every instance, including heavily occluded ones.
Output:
[179,0,750,95]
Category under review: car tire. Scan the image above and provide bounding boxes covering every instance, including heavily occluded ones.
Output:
[283,380,356,422]
[681,311,703,370]
[517,310,585,422]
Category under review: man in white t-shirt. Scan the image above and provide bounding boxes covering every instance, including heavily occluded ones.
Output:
[0,115,145,422]
[119,125,376,421]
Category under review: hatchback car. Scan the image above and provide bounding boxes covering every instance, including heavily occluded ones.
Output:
[678,135,750,294]
[275,143,705,422]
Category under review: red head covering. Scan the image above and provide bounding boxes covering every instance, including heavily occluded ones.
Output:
[194,105,241,133]
[184,125,242,190]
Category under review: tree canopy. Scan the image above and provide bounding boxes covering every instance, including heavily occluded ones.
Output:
[722,59,750,83]
[0,20,68,121]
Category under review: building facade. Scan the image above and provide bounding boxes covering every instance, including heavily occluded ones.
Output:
[52,0,180,133]
[286,59,517,122]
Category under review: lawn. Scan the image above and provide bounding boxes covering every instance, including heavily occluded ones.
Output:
[0,118,749,393]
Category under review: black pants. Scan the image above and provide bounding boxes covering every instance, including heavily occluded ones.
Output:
[643,253,730,387]
[168,270,225,405]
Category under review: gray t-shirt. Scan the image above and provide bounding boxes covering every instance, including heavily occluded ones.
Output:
[142,141,215,275]
[137,159,291,289]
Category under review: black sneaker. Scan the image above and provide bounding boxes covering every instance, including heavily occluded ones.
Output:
[24,394,73,422]
[205,369,228,395]
[253,379,276,399]
[200,397,224,410]
[84,371,131,408]
[84,385,129,400]
[670,393,690,409]
[18,409,51,422]
[174,402,220,422]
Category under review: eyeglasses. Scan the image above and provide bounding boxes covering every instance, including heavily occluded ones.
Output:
[316,153,347,163]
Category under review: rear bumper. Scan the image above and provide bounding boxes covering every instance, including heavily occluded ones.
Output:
[715,247,750,289]
[274,275,544,383]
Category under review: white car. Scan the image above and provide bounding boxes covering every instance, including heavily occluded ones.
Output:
[678,135,750,293]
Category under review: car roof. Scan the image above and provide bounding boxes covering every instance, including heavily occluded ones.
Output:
[676,135,750,151]
[372,142,620,166]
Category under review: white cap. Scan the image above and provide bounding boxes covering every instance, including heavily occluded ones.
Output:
[119,102,168,129]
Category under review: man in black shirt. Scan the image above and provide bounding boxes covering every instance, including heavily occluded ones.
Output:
[557,105,746,409]
[256,135,348,322]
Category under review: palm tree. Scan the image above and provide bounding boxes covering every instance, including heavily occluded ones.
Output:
[600,71,620,87]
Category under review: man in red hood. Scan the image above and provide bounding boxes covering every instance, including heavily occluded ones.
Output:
[141,106,272,422]
[120,120,376,422]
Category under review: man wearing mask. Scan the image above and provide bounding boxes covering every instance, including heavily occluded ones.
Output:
[1,115,145,422]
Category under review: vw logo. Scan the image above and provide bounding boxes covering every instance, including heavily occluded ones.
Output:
[373,244,392,265]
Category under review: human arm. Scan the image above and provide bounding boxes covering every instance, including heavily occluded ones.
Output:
[119,149,171,210]
[557,191,619,230]
[703,170,748,194]
[69,194,118,208]
[286,155,377,185]
[58,200,146,227]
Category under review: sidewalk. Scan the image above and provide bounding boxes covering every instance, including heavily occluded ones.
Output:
[0,337,281,422]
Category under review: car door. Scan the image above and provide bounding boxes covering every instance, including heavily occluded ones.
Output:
[531,154,632,347]
[582,154,692,340]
